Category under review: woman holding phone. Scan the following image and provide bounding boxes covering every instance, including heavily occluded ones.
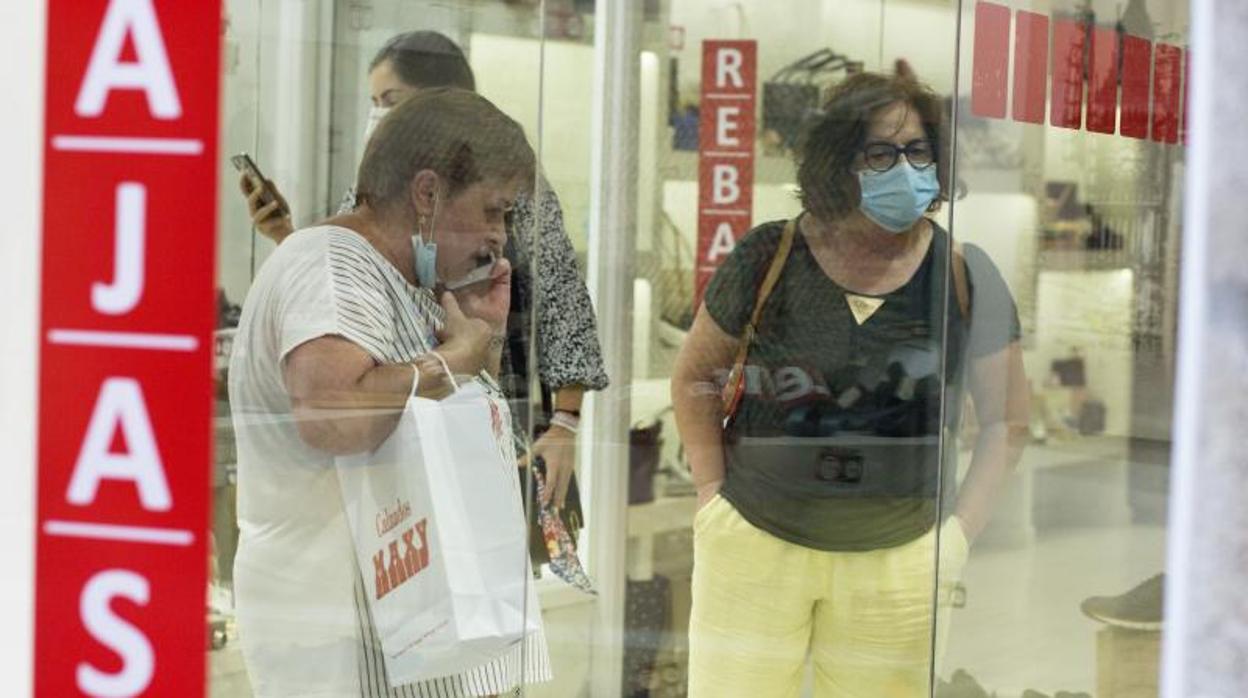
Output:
[230,88,549,697]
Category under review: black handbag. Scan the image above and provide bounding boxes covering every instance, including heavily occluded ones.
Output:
[762,49,862,150]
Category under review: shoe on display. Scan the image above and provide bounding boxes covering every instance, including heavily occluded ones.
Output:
[1080,572,1164,630]
[936,668,995,698]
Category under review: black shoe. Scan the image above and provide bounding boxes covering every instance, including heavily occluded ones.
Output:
[1080,573,1164,630]
[936,669,995,698]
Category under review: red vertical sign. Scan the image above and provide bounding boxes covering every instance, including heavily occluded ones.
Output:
[971,2,1011,119]
[1152,43,1182,144]
[35,0,219,696]
[696,40,757,308]
[1120,35,1153,139]
[1181,48,1192,144]
[1050,19,1086,129]
[1087,26,1120,134]
[1012,11,1049,124]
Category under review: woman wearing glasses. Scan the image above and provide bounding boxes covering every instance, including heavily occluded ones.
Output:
[672,71,1029,696]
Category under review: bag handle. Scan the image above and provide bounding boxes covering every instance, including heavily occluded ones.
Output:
[721,218,798,424]
[428,351,460,392]
[721,222,970,423]
[951,241,971,321]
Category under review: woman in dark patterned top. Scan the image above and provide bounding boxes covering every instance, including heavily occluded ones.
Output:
[672,72,1030,696]
[241,31,608,511]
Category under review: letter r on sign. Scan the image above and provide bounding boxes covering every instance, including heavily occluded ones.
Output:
[716,49,744,89]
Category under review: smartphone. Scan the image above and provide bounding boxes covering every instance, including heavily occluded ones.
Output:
[230,152,289,216]
[444,251,498,291]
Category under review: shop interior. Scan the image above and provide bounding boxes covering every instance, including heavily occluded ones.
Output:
[211,0,1188,695]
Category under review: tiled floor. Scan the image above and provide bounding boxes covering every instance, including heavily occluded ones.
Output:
[210,436,1171,698]
[940,521,1167,697]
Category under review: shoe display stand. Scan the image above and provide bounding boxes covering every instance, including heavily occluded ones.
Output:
[1096,626,1160,698]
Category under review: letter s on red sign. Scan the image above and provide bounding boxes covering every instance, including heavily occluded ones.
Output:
[77,569,155,697]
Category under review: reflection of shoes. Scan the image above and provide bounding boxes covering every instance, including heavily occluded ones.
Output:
[936,669,994,698]
[1080,573,1164,630]
[1021,691,1050,698]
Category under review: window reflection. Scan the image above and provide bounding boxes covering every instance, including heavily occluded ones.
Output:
[209,2,1184,697]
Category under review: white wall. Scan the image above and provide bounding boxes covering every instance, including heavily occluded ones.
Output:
[220,0,264,305]
[472,34,596,252]
[668,0,959,101]
[1035,269,1137,436]
[0,0,41,692]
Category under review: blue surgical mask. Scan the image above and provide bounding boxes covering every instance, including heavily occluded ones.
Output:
[363,105,390,144]
[856,162,940,233]
[411,236,438,288]
[412,199,440,288]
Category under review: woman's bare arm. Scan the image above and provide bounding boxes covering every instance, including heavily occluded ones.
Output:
[671,306,740,508]
[954,340,1031,540]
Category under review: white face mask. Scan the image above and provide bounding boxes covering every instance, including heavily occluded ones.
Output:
[363,105,391,145]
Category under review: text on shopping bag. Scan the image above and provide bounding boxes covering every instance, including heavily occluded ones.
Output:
[374,517,431,601]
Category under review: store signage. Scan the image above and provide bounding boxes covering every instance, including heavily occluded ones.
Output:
[971,1,1188,144]
[696,40,757,308]
[35,0,220,696]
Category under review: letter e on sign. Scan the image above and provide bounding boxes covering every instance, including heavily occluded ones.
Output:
[716,106,741,147]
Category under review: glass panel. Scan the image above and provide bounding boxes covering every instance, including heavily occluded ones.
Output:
[213,1,548,695]
[938,1,1187,696]
[611,1,970,696]
[211,1,261,691]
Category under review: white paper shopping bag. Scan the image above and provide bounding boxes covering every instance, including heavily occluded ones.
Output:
[336,381,542,685]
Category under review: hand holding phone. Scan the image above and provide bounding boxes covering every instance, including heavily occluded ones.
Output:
[232,153,293,242]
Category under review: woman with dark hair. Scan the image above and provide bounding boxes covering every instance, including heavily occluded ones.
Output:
[672,71,1029,696]
[229,88,549,696]
[240,30,607,521]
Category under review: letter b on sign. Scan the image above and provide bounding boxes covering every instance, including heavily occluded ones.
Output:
[712,165,741,205]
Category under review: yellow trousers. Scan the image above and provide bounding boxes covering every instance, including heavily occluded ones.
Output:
[688,494,969,698]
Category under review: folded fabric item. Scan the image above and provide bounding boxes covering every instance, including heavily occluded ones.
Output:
[533,467,596,595]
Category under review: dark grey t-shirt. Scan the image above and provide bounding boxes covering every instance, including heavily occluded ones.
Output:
[704,217,1020,551]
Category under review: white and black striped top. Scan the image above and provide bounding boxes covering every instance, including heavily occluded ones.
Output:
[229,226,550,697]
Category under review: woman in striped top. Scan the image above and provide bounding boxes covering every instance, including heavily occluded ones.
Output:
[228,88,550,696]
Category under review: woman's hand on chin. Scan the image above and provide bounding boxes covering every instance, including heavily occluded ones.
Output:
[451,256,512,330]
[434,292,497,376]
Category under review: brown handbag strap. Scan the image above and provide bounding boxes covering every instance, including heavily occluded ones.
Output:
[951,241,971,321]
[728,219,798,379]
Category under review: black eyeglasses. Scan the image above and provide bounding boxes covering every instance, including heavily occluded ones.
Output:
[860,139,936,173]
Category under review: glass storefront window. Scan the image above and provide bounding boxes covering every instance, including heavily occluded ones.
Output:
[207,1,1187,696]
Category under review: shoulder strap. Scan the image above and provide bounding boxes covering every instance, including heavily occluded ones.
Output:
[951,240,971,321]
[722,219,798,422]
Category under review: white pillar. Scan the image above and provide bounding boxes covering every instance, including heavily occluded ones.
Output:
[1162,0,1248,695]
[0,0,44,692]
[582,0,642,696]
